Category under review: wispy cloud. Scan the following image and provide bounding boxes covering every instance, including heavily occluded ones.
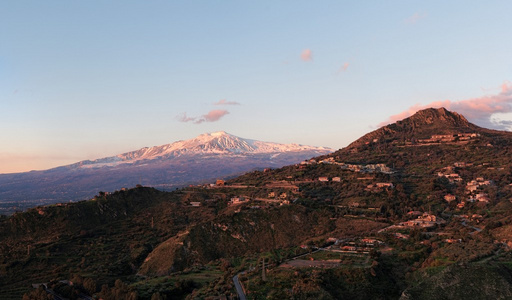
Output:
[177,112,196,123]
[405,12,425,24]
[214,99,240,106]
[379,81,512,130]
[337,62,350,73]
[300,49,313,61]
[177,110,230,124]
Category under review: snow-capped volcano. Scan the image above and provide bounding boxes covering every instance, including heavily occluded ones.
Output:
[118,131,330,159]
[78,131,331,168]
[0,132,332,206]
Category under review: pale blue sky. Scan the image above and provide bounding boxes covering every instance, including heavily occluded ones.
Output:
[1,1,512,173]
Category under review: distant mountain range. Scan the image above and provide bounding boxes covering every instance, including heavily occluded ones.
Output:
[0,131,332,208]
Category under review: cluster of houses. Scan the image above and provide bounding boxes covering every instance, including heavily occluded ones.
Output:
[229,196,249,205]
[466,177,493,191]
[300,158,394,175]
[339,163,394,174]
[318,176,341,182]
[380,212,445,232]
[437,166,463,183]
[464,177,493,205]
[329,238,384,253]
[418,133,479,144]
[267,192,291,205]
[437,162,494,208]
[366,182,394,192]
[399,213,446,228]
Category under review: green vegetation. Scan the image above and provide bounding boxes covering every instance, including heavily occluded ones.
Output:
[3,108,512,299]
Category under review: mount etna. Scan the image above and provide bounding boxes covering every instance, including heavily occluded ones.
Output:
[0,131,331,213]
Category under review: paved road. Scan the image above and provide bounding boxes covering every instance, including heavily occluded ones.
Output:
[232,274,247,300]
[461,220,482,233]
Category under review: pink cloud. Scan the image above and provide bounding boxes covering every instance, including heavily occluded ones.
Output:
[300,49,313,61]
[379,81,512,130]
[405,12,425,24]
[502,81,512,93]
[178,110,230,124]
[337,62,350,73]
[214,99,240,106]
[195,110,229,124]
[177,112,196,123]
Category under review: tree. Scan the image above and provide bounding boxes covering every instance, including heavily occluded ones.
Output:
[127,291,139,300]
[83,277,97,295]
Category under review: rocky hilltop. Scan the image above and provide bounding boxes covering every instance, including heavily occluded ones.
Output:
[346,107,507,150]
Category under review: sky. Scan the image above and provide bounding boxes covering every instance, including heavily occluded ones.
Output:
[1,1,512,174]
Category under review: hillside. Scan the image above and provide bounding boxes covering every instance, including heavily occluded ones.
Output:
[2,107,512,299]
[345,107,508,149]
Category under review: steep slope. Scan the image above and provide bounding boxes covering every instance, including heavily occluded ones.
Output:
[0,132,332,210]
[344,107,506,150]
[138,205,388,276]
[400,264,512,300]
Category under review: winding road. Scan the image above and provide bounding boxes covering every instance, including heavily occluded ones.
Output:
[232,274,247,300]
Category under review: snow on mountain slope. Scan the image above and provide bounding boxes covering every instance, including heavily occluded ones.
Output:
[77,132,332,168]
[0,132,333,205]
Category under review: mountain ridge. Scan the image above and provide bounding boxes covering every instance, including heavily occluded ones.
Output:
[73,131,331,169]
[0,132,332,209]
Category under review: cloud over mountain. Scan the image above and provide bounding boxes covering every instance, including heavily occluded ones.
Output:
[178,110,230,124]
[195,110,229,124]
[380,81,512,130]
